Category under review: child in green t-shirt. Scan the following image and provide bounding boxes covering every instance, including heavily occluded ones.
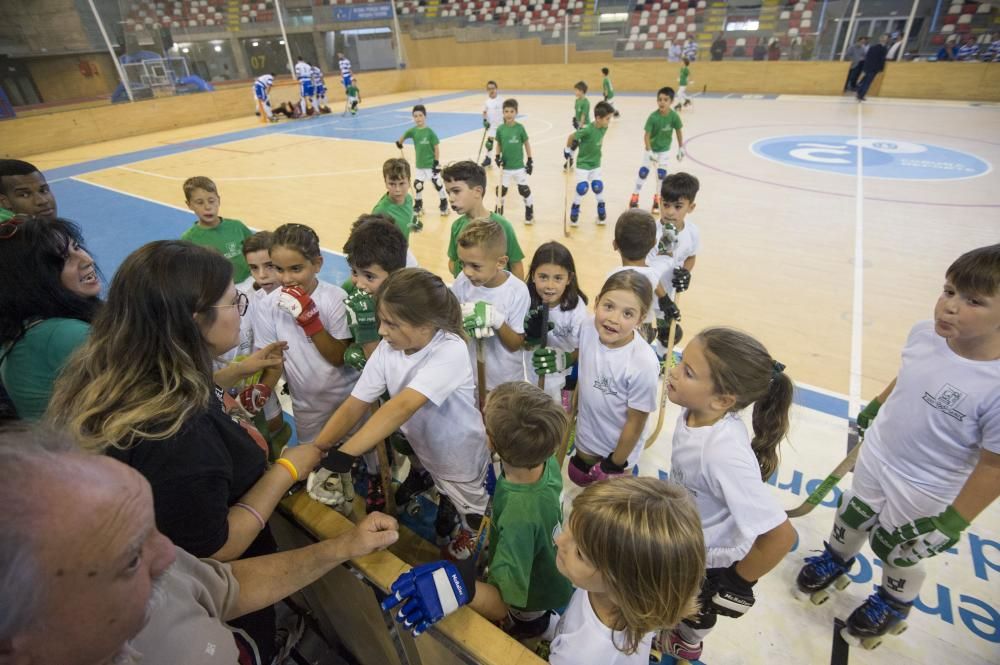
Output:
[493,98,535,224]
[563,101,614,227]
[676,57,692,110]
[629,86,684,214]
[395,104,449,217]
[180,176,253,287]
[442,161,525,280]
[372,157,421,235]
[572,80,590,131]
[601,67,620,118]
[346,77,361,115]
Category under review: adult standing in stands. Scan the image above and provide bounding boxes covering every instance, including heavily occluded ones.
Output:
[710,32,727,61]
[886,31,904,61]
[338,51,353,90]
[768,38,781,60]
[856,33,889,102]
[844,36,869,91]
[47,239,322,663]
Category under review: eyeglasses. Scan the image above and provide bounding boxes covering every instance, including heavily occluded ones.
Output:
[0,215,27,240]
[209,291,249,317]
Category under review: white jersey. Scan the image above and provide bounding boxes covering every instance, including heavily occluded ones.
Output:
[310,66,324,85]
[864,320,1000,497]
[669,410,787,568]
[254,74,274,89]
[405,249,418,267]
[523,299,589,400]
[483,95,503,128]
[549,589,652,665]
[338,57,352,77]
[294,61,312,81]
[451,272,531,390]
[351,330,490,482]
[575,321,659,466]
[253,280,357,441]
[607,265,665,322]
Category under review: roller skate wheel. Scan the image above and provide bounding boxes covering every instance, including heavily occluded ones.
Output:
[839,627,863,647]
[790,586,812,602]
[810,589,832,606]
[859,636,884,650]
[889,620,908,636]
[833,574,852,591]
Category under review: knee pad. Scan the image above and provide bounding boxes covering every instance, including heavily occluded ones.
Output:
[657,168,668,180]
[591,179,604,194]
[638,166,650,179]
[837,489,879,531]
[413,179,424,193]
[575,181,589,196]
[485,137,494,151]
[517,184,531,198]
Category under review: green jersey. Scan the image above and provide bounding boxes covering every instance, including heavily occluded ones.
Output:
[447,212,525,277]
[0,207,13,222]
[602,76,614,99]
[372,193,415,241]
[402,126,439,169]
[679,66,690,86]
[346,84,359,98]
[644,109,683,153]
[1,318,90,421]
[574,96,590,126]
[181,217,253,283]
[573,123,607,170]
[495,122,529,170]
[487,458,574,611]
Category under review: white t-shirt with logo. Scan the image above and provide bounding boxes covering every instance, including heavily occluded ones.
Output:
[669,410,787,568]
[351,330,489,482]
[253,280,357,442]
[483,95,504,131]
[864,320,1000,497]
[575,321,660,466]
[451,272,531,391]
[549,589,652,665]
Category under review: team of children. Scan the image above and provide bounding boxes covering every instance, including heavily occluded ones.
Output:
[167,69,998,664]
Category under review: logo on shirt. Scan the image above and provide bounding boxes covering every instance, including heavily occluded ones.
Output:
[922,384,968,421]
[592,375,619,397]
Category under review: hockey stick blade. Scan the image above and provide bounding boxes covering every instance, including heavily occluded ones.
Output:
[786,427,862,518]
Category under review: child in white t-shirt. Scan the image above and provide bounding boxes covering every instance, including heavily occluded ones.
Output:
[524,241,589,405]
[797,243,1000,648]
[661,326,796,662]
[548,477,706,664]
[253,223,356,445]
[480,80,503,168]
[450,218,531,393]
[563,271,660,494]
[311,268,492,561]
[648,172,699,300]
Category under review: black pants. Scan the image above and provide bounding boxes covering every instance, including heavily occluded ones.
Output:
[845,63,863,90]
[855,70,879,100]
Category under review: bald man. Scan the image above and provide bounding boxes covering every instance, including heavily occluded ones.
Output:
[0,428,399,665]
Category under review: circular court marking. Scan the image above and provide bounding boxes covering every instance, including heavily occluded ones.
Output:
[751,135,991,181]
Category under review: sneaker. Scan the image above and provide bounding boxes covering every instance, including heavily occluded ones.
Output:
[651,194,660,215]
[395,467,434,506]
[525,205,534,224]
[443,527,477,561]
[364,473,386,514]
[628,193,639,209]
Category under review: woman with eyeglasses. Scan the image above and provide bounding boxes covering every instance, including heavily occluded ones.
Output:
[0,215,102,421]
[48,240,324,663]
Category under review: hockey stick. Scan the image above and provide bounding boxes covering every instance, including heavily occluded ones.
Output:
[555,388,578,469]
[476,338,487,411]
[786,427,863,518]
[537,305,549,391]
[369,403,397,517]
[644,295,682,450]
[562,167,572,238]
[475,126,489,163]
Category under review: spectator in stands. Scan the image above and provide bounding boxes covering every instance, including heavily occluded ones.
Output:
[0,427,399,665]
[683,39,698,61]
[47,239,321,663]
[956,35,980,61]
[668,41,682,62]
[844,36,869,90]
[710,32,727,61]
[789,37,803,61]
[886,31,904,61]
[984,33,1000,62]
[856,33,889,102]
[0,159,57,222]
[936,35,958,61]
[768,39,781,60]
[0,216,101,421]
[753,40,768,61]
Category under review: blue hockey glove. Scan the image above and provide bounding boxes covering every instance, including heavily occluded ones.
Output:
[381,559,477,636]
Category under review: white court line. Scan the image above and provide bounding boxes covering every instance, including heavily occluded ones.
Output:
[68,176,348,258]
[848,104,865,418]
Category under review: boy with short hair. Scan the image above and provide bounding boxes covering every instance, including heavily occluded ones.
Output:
[346,77,361,116]
[629,87,684,214]
[294,56,315,117]
[494,99,535,224]
[481,80,503,168]
[443,161,525,280]
[0,159,57,221]
[395,105,448,217]
[373,157,423,244]
[648,172,700,298]
[601,67,620,118]
[796,243,1000,647]
[450,218,531,392]
[563,101,614,227]
[676,58,693,109]
[181,176,254,289]
[572,81,590,130]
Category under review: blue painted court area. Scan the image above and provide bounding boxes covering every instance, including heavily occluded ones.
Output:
[288,109,483,144]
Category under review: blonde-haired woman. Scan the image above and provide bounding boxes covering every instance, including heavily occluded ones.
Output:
[48,240,323,662]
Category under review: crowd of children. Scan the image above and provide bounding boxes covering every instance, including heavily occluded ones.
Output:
[12,63,995,665]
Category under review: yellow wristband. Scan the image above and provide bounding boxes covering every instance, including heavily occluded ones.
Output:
[275,457,299,482]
